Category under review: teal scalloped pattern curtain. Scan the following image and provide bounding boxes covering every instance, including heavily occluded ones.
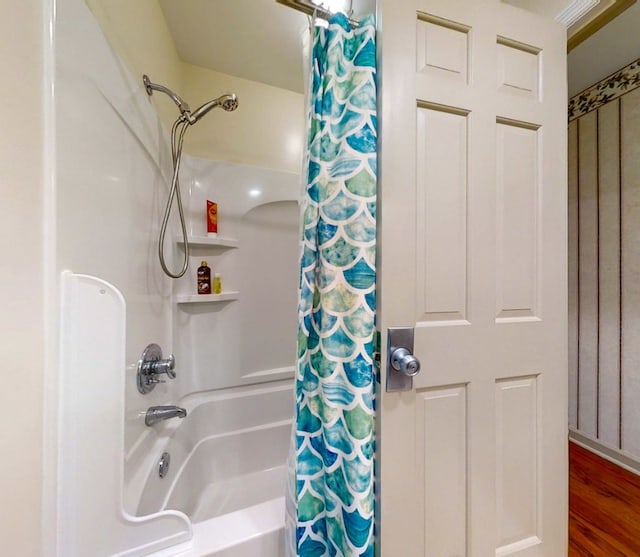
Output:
[286,12,377,557]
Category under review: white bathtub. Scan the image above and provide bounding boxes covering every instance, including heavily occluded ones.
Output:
[137,381,293,556]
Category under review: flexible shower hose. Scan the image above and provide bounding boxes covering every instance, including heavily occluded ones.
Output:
[158,116,191,279]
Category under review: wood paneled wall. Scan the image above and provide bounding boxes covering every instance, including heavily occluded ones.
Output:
[569,85,640,462]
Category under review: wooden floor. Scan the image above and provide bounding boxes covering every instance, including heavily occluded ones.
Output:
[569,441,640,556]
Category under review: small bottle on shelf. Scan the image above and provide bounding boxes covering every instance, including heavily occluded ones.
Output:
[212,273,222,295]
[197,261,211,295]
[207,200,218,237]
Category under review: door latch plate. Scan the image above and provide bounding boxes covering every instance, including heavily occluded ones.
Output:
[386,327,418,392]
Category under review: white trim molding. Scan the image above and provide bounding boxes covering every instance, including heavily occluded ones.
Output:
[556,0,600,26]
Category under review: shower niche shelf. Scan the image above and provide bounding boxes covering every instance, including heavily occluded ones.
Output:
[175,291,240,304]
[176,235,239,249]
[173,234,239,306]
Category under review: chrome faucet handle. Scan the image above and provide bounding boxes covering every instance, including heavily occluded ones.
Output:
[150,354,176,379]
[137,344,177,394]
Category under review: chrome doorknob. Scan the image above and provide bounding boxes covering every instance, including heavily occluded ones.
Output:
[390,347,421,377]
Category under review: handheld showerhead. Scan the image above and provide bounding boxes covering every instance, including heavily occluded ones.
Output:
[220,94,239,112]
[142,75,238,125]
[188,94,239,124]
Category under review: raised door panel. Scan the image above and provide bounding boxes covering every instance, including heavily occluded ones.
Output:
[416,14,470,85]
[416,105,469,324]
[495,376,540,556]
[496,37,540,101]
[416,386,468,557]
[495,119,540,322]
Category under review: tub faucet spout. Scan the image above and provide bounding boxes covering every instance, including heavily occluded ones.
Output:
[145,405,187,426]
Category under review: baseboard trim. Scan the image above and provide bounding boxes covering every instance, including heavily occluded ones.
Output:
[569,429,640,476]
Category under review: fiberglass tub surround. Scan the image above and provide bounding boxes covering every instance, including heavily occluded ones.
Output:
[58,0,303,554]
[120,161,299,552]
[167,155,300,400]
[124,153,299,553]
[128,156,299,556]
[137,384,292,521]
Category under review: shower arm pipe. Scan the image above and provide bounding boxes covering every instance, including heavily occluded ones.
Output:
[275,0,359,27]
[143,74,191,115]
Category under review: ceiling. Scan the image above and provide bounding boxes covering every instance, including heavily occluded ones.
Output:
[158,0,374,94]
[158,0,602,94]
[158,0,309,93]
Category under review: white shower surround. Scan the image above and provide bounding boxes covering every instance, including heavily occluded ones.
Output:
[137,384,291,519]
[58,272,292,557]
[56,0,299,554]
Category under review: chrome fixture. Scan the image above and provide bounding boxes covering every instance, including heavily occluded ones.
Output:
[142,75,239,278]
[189,94,239,124]
[145,406,187,427]
[137,343,177,394]
[143,75,238,126]
[158,452,171,478]
[143,75,190,116]
[390,347,420,377]
[386,327,421,392]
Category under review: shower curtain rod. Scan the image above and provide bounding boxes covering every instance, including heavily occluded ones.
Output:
[276,0,360,27]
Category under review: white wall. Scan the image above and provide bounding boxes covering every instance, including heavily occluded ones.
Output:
[84,0,185,131]
[84,0,305,173]
[568,2,640,96]
[0,1,46,555]
[182,64,304,173]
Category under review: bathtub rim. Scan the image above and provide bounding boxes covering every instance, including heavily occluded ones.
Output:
[146,497,285,557]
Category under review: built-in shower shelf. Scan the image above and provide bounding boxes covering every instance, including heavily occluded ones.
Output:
[176,235,239,249]
[175,291,240,304]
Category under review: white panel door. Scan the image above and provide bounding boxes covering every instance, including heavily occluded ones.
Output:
[377,1,568,556]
